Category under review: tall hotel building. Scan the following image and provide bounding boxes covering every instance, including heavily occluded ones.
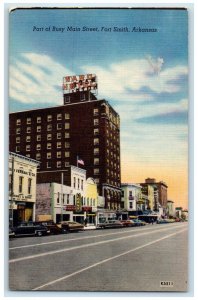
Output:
[9,74,121,210]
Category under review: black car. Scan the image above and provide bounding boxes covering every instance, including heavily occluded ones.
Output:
[10,222,49,237]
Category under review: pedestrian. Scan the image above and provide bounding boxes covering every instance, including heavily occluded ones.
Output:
[84,218,88,227]
[151,218,154,225]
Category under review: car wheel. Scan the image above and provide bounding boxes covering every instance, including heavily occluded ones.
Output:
[36,231,43,237]
[62,228,69,234]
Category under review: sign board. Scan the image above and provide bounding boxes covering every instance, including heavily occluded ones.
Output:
[63,74,97,94]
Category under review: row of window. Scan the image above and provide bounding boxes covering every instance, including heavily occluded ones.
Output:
[16,123,70,134]
[9,176,32,194]
[73,177,84,190]
[56,193,96,207]
[37,161,70,169]
[16,114,70,125]
[16,143,70,152]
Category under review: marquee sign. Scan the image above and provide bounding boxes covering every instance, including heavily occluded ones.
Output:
[62,74,97,94]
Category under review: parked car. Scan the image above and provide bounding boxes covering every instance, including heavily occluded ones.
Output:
[97,220,124,229]
[10,222,49,237]
[35,220,62,235]
[120,220,135,227]
[57,221,84,233]
[133,219,146,226]
[157,219,169,224]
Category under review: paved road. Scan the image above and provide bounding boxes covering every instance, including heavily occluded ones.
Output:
[9,222,188,292]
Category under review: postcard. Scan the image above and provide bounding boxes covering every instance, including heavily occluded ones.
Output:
[8,7,188,292]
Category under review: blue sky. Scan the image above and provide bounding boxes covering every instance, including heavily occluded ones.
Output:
[9,8,188,207]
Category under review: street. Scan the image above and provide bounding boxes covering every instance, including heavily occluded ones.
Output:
[9,222,188,292]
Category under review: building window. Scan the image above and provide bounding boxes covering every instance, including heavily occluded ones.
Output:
[47,152,51,159]
[94,138,99,145]
[47,115,52,122]
[93,108,99,116]
[26,154,30,158]
[94,119,99,126]
[94,158,99,165]
[80,93,86,101]
[94,168,99,175]
[78,178,80,189]
[65,161,69,167]
[16,119,21,125]
[65,123,70,130]
[47,124,52,131]
[16,146,20,152]
[57,151,61,158]
[16,137,20,143]
[65,95,70,103]
[57,133,62,139]
[57,123,62,130]
[26,145,30,152]
[36,153,41,160]
[47,134,52,140]
[47,161,51,168]
[36,144,41,151]
[27,118,31,124]
[9,175,12,192]
[65,142,70,149]
[57,114,62,120]
[94,148,99,155]
[36,135,41,142]
[27,127,31,133]
[65,132,70,139]
[73,177,76,188]
[95,178,99,184]
[37,117,41,123]
[94,128,99,135]
[57,192,60,204]
[57,161,61,168]
[81,180,84,190]
[26,136,31,142]
[129,202,133,209]
[37,126,41,132]
[65,151,70,158]
[65,113,70,120]
[19,176,23,193]
[57,142,61,148]
[16,128,21,135]
[67,194,70,204]
[47,143,52,150]
[28,178,32,194]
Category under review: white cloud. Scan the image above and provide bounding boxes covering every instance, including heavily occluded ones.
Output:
[83,58,188,101]
[9,53,71,104]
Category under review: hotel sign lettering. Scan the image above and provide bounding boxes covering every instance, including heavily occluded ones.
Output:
[63,74,97,94]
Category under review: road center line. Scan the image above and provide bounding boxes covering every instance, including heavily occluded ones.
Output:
[9,223,184,250]
[32,228,187,291]
[9,224,187,264]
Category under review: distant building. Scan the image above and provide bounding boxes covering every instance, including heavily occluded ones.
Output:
[9,152,39,226]
[121,183,142,215]
[141,178,168,211]
[166,200,175,217]
[140,183,155,211]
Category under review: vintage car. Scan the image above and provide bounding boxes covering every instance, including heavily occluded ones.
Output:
[97,220,124,229]
[10,222,49,237]
[132,219,146,226]
[120,220,135,227]
[34,220,62,235]
[57,221,84,233]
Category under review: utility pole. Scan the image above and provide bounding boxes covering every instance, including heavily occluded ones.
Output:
[61,172,64,222]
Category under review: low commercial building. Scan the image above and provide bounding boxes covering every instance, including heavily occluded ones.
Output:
[166,200,175,218]
[9,152,39,226]
[121,183,142,216]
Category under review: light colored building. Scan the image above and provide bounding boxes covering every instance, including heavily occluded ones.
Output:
[84,177,98,224]
[9,152,39,226]
[121,183,142,214]
[166,200,175,218]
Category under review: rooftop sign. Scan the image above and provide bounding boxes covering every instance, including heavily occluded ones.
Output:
[63,74,97,94]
